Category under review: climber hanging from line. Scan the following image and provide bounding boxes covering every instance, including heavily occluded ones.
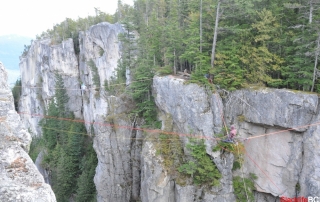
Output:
[223,125,237,143]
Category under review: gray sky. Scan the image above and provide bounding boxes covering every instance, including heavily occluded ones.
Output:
[0,0,133,38]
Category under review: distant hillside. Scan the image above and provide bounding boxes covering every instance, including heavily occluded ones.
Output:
[0,35,32,85]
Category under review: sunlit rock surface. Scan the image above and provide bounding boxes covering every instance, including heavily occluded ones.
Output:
[0,62,56,202]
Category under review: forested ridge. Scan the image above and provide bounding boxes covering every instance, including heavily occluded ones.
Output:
[33,0,320,92]
[115,0,320,92]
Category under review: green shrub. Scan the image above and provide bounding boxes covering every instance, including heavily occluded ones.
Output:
[11,79,22,111]
[87,59,100,89]
[213,137,246,171]
[156,133,184,173]
[99,46,105,57]
[156,65,173,76]
[233,173,257,202]
[179,138,221,186]
[28,137,45,162]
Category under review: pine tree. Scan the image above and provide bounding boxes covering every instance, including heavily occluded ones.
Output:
[11,79,22,111]
[76,142,98,202]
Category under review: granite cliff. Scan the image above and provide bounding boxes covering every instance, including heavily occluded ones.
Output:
[0,62,56,201]
[18,22,320,201]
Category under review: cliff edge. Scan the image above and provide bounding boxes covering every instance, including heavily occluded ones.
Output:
[0,62,56,202]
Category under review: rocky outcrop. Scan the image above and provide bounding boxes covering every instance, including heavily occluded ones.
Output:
[0,62,56,201]
[19,38,81,136]
[225,88,318,197]
[153,76,320,199]
[92,95,142,202]
[300,110,320,197]
[140,141,175,202]
[153,75,236,201]
[77,22,141,202]
[78,21,124,134]
[225,88,318,132]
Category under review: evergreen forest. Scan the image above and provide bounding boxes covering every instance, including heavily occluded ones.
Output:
[114,0,320,92]
[29,74,97,202]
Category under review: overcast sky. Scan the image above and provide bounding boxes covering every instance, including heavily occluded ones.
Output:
[0,0,133,38]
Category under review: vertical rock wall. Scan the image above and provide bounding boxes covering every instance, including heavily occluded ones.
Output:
[77,22,143,201]
[19,38,81,136]
[0,62,56,201]
[224,88,318,197]
[152,77,320,200]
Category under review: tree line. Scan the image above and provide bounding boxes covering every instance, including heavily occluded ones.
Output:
[116,0,320,92]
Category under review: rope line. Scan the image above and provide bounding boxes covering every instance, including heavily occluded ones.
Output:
[244,149,283,194]
[18,112,224,142]
[246,121,320,140]
[41,126,185,141]
[19,110,317,196]
[18,112,320,143]
[41,124,283,195]
[12,77,154,91]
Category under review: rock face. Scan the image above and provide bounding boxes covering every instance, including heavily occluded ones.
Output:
[78,22,124,134]
[153,76,320,199]
[19,21,320,202]
[19,38,81,136]
[0,62,56,202]
[152,76,235,201]
[77,22,141,202]
[224,88,318,198]
[92,95,142,202]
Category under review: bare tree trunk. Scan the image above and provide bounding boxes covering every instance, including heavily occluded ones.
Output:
[311,34,320,92]
[174,48,177,75]
[200,0,203,53]
[309,0,313,24]
[146,0,149,26]
[211,0,221,68]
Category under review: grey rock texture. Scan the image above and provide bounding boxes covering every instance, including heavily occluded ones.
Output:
[77,22,141,202]
[225,88,318,132]
[153,76,320,200]
[140,141,175,202]
[79,22,124,92]
[35,151,50,184]
[224,88,318,197]
[254,192,280,202]
[300,109,320,197]
[174,184,195,202]
[78,22,124,135]
[153,76,236,201]
[92,95,142,202]
[0,62,56,202]
[19,38,81,136]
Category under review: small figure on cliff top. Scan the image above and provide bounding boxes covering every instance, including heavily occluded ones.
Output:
[204,73,213,84]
